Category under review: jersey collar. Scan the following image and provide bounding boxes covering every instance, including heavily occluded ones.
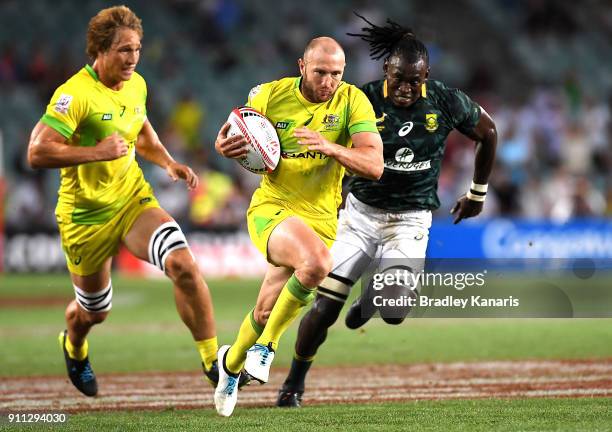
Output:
[294,76,321,109]
[85,64,99,82]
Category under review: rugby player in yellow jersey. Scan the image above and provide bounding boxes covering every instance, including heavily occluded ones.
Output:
[26,6,221,397]
[213,37,384,416]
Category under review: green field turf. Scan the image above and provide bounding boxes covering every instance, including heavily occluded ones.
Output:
[2,399,611,432]
[1,274,611,432]
[1,274,611,376]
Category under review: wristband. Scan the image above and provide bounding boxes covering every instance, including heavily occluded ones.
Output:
[466,190,486,202]
[470,181,488,193]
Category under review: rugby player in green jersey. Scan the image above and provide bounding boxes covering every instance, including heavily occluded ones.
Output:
[277,15,498,407]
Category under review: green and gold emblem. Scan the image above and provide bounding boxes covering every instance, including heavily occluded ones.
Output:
[425,113,438,132]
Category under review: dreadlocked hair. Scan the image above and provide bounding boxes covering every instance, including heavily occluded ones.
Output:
[347,13,428,65]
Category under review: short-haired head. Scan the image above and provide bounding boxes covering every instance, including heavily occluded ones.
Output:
[299,37,346,103]
[303,36,345,63]
[87,5,143,60]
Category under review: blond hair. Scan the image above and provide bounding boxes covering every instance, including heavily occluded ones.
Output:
[86,5,143,59]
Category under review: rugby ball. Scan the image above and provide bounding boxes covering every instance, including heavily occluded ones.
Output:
[227,107,280,174]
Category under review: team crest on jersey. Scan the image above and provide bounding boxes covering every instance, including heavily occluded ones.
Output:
[425,113,438,132]
[102,113,112,121]
[54,94,73,114]
[322,114,341,131]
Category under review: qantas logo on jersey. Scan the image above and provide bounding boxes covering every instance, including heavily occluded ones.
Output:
[385,147,431,172]
[281,151,328,160]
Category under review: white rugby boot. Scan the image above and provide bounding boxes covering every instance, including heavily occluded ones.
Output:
[244,342,275,383]
[214,345,240,417]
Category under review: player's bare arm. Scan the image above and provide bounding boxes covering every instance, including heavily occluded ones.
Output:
[136,119,198,190]
[450,108,498,224]
[294,127,383,180]
[28,122,128,169]
[214,122,248,159]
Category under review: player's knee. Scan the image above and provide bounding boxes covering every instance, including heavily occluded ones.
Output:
[298,248,332,287]
[148,221,189,273]
[309,295,343,328]
[165,252,199,285]
[70,303,109,326]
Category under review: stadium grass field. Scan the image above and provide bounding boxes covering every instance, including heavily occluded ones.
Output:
[8,399,606,432]
[1,274,611,430]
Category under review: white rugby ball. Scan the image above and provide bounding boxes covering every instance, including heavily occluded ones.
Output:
[227,107,280,174]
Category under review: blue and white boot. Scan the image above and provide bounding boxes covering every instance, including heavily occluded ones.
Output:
[244,343,275,383]
[214,345,240,417]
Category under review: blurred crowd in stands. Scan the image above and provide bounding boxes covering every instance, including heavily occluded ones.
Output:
[1,0,610,233]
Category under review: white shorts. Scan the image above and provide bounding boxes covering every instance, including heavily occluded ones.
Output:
[320,193,431,301]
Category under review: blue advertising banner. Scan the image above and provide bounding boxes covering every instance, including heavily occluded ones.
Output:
[427,219,612,259]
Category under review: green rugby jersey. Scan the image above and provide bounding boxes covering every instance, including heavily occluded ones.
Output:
[349,79,481,211]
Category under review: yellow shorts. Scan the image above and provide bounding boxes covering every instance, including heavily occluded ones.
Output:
[246,199,337,261]
[56,186,160,276]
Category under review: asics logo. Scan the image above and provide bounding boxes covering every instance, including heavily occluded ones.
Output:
[398,122,414,137]
[223,377,238,395]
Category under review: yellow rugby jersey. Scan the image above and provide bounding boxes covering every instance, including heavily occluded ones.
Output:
[246,77,378,217]
[41,65,149,225]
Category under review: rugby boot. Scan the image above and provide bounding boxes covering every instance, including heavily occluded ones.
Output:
[58,330,98,397]
[244,342,275,383]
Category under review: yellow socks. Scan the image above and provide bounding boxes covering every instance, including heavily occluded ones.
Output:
[257,274,315,351]
[226,309,263,374]
[224,276,314,374]
[63,333,88,361]
[195,336,218,370]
